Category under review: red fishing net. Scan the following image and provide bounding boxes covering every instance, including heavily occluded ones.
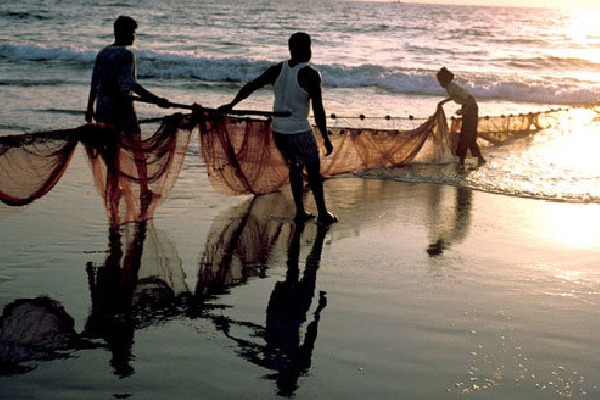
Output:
[0,107,566,226]
[0,128,80,206]
[84,114,193,226]
[198,106,451,196]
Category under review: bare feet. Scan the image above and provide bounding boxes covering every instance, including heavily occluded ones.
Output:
[317,212,338,226]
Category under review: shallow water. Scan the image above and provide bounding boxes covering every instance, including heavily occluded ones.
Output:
[1,149,599,398]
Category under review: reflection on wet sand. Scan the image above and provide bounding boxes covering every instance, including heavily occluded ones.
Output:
[83,221,187,377]
[0,178,474,394]
[207,221,329,397]
[195,194,293,300]
[0,192,330,397]
[426,185,472,256]
[0,221,186,377]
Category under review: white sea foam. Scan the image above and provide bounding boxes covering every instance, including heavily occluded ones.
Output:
[1,43,598,105]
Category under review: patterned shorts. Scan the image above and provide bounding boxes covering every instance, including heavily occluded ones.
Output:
[273,130,319,166]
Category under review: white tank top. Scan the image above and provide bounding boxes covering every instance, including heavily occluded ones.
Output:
[272,61,312,134]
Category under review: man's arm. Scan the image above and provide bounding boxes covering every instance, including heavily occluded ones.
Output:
[85,61,98,122]
[131,84,171,108]
[299,66,332,156]
[438,98,451,107]
[121,51,170,107]
[220,63,282,110]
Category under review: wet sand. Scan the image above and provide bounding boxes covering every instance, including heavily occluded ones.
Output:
[1,148,600,399]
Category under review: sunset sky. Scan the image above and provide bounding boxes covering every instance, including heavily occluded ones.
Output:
[406,0,599,8]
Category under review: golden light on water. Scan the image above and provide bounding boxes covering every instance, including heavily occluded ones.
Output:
[495,109,600,203]
[541,202,600,250]
[564,8,600,45]
[534,110,600,175]
[529,109,600,250]
[547,8,600,81]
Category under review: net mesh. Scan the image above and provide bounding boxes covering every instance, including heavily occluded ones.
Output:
[199,106,452,196]
[199,114,289,195]
[0,128,80,206]
[451,110,560,145]
[83,114,193,225]
[196,194,293,297]
[0,106,569,226]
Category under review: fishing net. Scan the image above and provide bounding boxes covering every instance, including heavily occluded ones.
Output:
[83,113,194,225]
[199,113,289,196]
[196,194,293,297]
[0,106,568,226]
[198,106,451,196]
[0,296,80,372]
[0,114,193,226]
[0,128,80,206]
[450,110,561,145]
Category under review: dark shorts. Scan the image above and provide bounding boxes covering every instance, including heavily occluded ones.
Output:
[273,130,319,166]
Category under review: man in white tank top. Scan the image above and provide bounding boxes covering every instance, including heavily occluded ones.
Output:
[220,32,338,225]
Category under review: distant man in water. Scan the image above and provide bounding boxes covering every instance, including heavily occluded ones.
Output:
[85,15,170,133]
[437,67,485,167]
[220,32,338,225]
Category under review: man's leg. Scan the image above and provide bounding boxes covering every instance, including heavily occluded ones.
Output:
[306,161,337,225]
[462,111,485,165]
[290,163,313,222]
[456,133,468,166]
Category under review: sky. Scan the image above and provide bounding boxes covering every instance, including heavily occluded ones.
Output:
[407,0,599,8]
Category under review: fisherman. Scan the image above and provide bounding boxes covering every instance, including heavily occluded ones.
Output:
[85,15,170,133]
[85,16,172,223]
[437,67,486,167]
[219,32,338,225]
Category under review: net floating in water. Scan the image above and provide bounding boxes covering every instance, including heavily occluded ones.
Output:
[0,106,565,226]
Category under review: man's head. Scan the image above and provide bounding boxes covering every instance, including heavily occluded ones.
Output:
[114,16,137,46]
[436,67,455,88]
[288,32,311,62]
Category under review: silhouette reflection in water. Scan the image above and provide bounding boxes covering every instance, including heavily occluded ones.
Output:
[0,221,188,376]
[84,223,148,378]
[195,195,288,301]
[426,185,472,256]
[83,220,189,377]
[206,220,329,397]
[264,222,328,397]
[0,193,329,397]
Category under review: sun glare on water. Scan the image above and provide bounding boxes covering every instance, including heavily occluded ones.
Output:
[537,8,600,81]
[528,109,600,250]
[564,8,600,44]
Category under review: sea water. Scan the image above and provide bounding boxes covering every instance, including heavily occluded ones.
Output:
[1,1,600,399]
[1,0,600,201]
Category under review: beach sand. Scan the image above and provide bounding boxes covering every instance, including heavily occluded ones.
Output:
[1,147,599,399]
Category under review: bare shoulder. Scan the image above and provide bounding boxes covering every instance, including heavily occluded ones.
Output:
[299,65,320,79]
[298,65,321,91]
[261,62,283,83]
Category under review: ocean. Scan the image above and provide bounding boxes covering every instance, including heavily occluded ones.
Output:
[1,1,600,399]
[1,0,600,202]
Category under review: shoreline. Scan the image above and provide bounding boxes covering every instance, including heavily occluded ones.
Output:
[1,148,599,398]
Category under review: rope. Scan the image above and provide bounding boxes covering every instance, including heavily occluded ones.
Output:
[328,113,427,121]
[132,97,291,118]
